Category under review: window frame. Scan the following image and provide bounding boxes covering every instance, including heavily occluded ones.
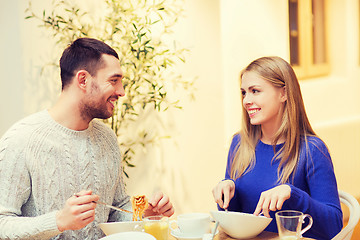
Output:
[289,0,330,80]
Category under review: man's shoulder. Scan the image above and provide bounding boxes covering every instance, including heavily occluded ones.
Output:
[0,110,49,154]
[90,120,120,152]
[91,120,117,138]
[1,110,49,138]
[92,119,113,132]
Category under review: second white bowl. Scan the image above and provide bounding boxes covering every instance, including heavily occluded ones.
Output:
[210,210,272,239]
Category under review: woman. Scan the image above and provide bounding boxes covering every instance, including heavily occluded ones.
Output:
[212,56,343,239]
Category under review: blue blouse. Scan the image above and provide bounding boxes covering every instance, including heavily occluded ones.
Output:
[222,134,343,239]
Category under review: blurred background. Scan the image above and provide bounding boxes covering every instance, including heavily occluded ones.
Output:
[1,0,360,237]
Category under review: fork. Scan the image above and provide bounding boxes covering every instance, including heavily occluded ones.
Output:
[96,201,133,214]
[74,194,133,214]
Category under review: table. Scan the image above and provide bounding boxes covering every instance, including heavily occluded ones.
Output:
[169,229,314,240]
[213,230,314,239]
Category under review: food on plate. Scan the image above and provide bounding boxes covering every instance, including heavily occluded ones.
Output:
[131,195,149,221]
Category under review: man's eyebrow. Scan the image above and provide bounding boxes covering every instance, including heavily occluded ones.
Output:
[111,74,123,78]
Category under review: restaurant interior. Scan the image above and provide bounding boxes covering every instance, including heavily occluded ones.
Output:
[1,0,360,239]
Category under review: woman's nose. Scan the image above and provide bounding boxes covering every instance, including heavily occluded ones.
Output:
[243,94,252,105]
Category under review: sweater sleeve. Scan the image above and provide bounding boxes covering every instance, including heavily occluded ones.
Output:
[284,137,343,239]
[218,134,242,211]
[108,166,133,222]
[97,122,132,223]
[0,128,61,239]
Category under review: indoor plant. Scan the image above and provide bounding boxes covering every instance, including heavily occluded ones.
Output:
[25,0,194,177]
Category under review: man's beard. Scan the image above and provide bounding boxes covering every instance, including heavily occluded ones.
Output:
[81,100,112,121]
[80,82,113,121]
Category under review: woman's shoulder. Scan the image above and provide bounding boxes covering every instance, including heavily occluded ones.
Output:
[230,132,241,146]
[232,132,242,141]
[303,135,328,151]
[301,135,331,161]
[227,132,242,154]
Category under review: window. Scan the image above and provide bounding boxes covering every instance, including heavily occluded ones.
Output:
[289,0,329,79]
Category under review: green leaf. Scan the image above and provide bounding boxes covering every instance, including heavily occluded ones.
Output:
[132,23,137,30]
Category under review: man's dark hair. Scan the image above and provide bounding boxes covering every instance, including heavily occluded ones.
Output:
[59,38,119,90]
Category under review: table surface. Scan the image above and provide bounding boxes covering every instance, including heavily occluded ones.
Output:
[169,228,314,240]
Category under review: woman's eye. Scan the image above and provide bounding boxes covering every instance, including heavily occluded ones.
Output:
[252,89,259,93]
[241,90,246,96]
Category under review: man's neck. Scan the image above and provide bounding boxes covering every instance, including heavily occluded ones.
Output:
[48,92,91,131]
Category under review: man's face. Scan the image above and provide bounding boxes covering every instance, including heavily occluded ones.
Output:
[80,54,125,121]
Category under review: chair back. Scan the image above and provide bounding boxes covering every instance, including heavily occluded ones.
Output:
[332,190,360,240]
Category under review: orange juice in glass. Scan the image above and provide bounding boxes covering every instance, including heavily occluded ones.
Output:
[143,216,169,240]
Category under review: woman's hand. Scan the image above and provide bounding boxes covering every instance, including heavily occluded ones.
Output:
[253,184,291,217]
[144,191,174,217]
[212,180,235,209]
[56,190,99,232]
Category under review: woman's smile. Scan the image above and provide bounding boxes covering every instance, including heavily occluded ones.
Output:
[248,108,261,118]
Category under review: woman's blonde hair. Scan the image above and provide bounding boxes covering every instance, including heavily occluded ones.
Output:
[230,56,316,183]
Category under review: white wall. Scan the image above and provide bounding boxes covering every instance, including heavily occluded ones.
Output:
[220,0,289,141]
[0,0,25,135]
[125,0,226,214]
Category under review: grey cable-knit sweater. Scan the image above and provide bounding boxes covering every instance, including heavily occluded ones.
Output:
[0,110,132,239]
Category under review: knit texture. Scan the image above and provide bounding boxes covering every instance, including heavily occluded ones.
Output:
[0,110,132,239]
[222,134,343,240]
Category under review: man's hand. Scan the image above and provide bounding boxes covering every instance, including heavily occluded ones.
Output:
[56,190,99,232]
[144,192,174,217]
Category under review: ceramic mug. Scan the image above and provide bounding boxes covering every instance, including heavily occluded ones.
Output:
[170,213,210,236]
[275,210,313,240]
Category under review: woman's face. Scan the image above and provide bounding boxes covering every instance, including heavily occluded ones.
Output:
[241,71,286,131]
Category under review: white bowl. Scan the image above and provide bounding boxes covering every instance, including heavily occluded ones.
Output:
[210,210,272,239]
[99,221,143,235]
[99,231,156,240]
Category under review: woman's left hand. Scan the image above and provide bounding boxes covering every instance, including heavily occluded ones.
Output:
[144,191,175,217]
[253,184,291,217]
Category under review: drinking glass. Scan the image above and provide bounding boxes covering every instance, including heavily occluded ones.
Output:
[143,215,169,240]
[275,210,313,240]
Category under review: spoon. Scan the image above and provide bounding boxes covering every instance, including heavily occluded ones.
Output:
[211,221,219,240]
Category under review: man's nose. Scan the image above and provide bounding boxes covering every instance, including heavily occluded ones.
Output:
[116,84,125,97]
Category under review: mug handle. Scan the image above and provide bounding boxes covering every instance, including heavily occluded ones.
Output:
[300,214,313,236]
[169,220,178,232]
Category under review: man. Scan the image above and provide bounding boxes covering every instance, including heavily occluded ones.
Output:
[0,38,174,239]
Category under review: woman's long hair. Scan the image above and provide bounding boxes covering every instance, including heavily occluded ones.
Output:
[230,56,317,183]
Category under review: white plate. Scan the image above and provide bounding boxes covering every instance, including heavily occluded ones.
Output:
[99,231,156,240]
[171,228,219,240]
